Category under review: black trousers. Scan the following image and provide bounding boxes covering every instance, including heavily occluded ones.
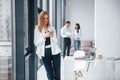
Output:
[63,38,71,58]
[42,48,61,80]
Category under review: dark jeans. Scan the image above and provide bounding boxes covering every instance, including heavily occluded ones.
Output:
[42,48,61,80]
[63,38,71,58]
[74,40,81,51]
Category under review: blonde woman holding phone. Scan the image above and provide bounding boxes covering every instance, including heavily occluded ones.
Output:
[34,11,61,80]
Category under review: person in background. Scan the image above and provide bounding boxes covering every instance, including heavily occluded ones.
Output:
[61,21,71,58]
[34,11,61,80]
[73,23,81,51]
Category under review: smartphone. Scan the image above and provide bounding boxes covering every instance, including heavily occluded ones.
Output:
[49,27,54,33]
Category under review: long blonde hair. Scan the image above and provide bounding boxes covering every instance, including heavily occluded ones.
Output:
[38,11,50,32]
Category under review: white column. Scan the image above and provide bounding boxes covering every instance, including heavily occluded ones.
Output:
[49,0,55,26]
[56,0,62,42]
[43,0,47,11]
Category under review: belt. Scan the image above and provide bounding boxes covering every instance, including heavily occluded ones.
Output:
[45,45,51,48]
[64,37,70,39]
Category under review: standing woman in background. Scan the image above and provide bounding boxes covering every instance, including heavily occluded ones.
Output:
[34,11,61,80]
[73,23,81,51]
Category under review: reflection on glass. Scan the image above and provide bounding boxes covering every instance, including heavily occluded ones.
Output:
[0,0,12,80]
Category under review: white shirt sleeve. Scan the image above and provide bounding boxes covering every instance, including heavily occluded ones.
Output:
[50,26,58,44]
[61,28,66,37]
[80,29,82,38]
[34,26,46,47]
[79,29,81,38]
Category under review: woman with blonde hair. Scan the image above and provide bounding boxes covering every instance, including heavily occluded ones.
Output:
[34,11,61,80]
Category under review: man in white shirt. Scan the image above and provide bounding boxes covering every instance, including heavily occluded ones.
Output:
[61,21,71,58]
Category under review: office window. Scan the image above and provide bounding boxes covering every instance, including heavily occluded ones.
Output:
[0,0,12,80]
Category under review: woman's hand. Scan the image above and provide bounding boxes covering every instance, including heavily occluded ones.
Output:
[49,32,54,37]
[43,32,54,39]
[44,32,50,39]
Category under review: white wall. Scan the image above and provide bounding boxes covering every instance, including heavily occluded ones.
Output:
[95,0,120,57]
[66,0,95,40]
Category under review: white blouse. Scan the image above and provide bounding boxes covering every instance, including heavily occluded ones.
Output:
[34,25,61,59]
[73,29,81,40]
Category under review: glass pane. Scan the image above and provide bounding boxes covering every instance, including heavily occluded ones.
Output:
[24,0,29,80]
[0,0,12,80]
[24,0,28,49]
